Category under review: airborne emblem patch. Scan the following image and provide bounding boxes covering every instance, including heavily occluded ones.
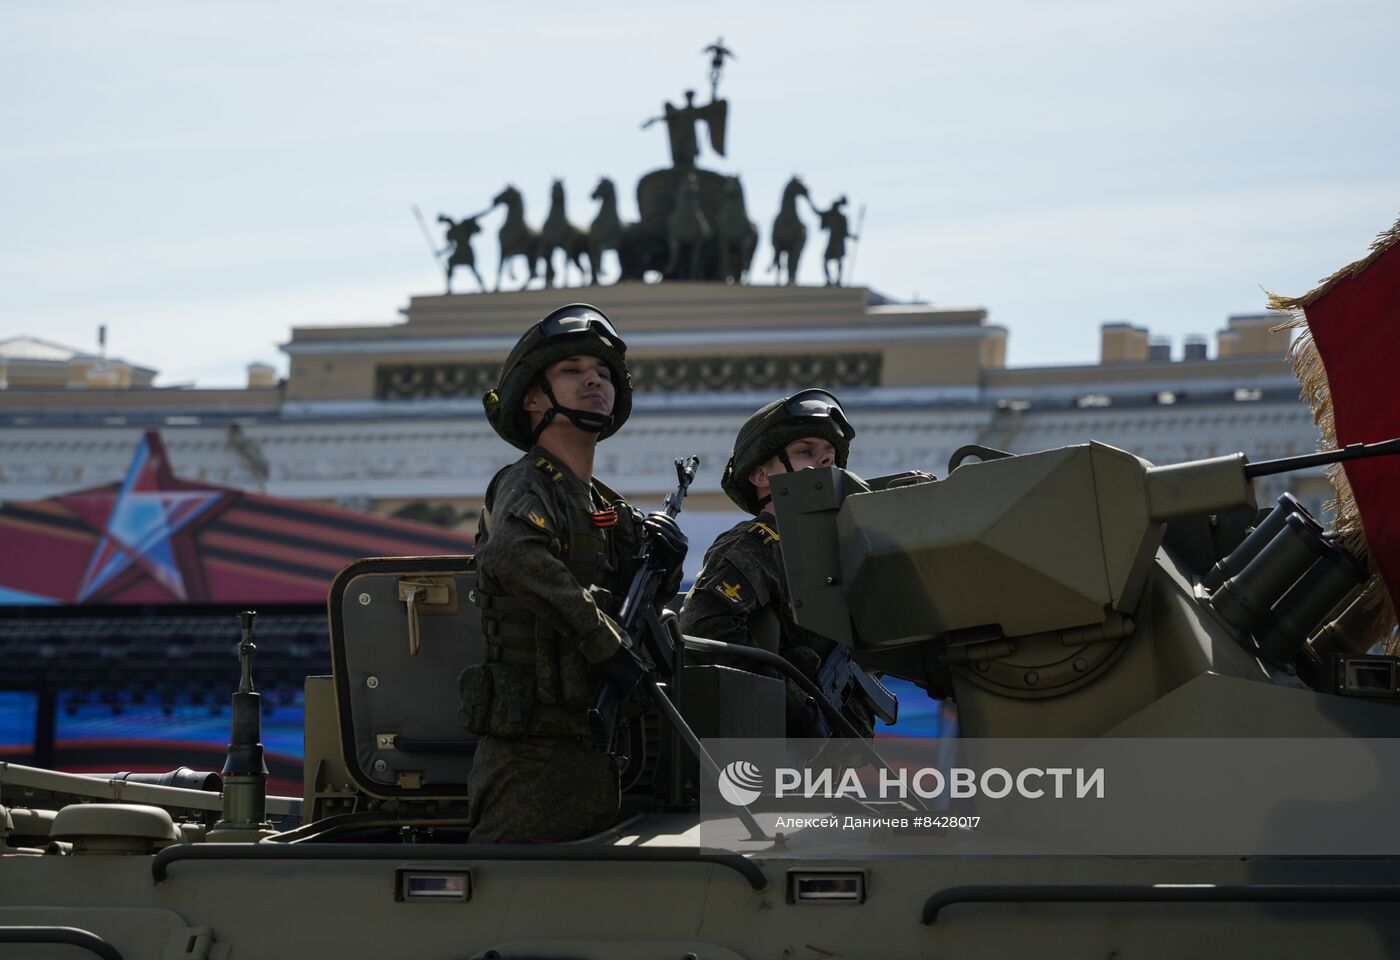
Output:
[712,570,754,606]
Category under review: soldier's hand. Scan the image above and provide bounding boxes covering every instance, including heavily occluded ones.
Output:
[600,644,647,694]
[642,512,688,578]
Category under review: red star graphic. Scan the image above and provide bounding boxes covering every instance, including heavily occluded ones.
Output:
[59,431,229,603]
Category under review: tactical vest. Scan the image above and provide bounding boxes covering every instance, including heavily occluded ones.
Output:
[464,457,640,740]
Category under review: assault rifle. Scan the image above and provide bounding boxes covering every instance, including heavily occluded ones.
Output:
[806,643,899,738]
[587,455,700,753]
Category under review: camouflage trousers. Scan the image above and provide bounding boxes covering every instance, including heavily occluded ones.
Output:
[466,734,620,843]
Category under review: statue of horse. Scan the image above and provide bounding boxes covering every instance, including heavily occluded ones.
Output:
[716,176,757,284]
[537,180,591,287]
[588,177,627,285]
[616,220,663,282]
[665,172,712,280]
[769,175,809,286]
[491,185,541,292]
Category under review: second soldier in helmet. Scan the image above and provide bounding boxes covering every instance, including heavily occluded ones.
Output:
[461,303,687,843]
[679,388,885,738]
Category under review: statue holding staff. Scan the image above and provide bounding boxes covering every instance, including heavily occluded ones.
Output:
[641,89,727,169]
[813,195,860,286]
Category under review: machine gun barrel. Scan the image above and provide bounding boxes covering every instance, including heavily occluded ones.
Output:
[1244,438,1400,478]
[1144,438,1400,522]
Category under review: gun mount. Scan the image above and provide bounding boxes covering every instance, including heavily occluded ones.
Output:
[772,441,1397,738]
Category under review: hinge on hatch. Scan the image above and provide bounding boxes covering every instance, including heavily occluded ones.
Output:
[397,576,458,655]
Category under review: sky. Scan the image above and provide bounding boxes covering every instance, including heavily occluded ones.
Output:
[4,0,1398,387]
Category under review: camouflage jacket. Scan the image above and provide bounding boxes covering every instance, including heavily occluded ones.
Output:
[475,446,638,666]
[678,516,835,725]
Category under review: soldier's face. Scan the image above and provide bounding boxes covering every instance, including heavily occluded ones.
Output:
[524,355,616,426]
[777,437,836,473]
[748,437,837,512]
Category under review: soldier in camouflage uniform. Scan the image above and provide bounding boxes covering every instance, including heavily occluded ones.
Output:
[679,389,878,737]
[460,303,687,843]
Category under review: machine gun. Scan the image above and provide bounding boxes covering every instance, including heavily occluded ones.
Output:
[586,455,699,753]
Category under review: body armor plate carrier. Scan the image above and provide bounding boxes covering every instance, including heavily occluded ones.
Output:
[460,459,640,740]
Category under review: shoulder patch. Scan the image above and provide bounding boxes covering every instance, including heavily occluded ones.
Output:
[747,520,780,545]
[712,569,756,606]
[533,456,565,483]
[500,491,558,540]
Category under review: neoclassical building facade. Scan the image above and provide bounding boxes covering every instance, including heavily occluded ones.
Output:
[0,284,1324,543]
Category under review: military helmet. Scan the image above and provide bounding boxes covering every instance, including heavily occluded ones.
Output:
[482,303,632,451]
[721,388,855,513]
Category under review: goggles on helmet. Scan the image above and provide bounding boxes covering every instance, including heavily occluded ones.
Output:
[537,305,626,351]
[782,388,852,437]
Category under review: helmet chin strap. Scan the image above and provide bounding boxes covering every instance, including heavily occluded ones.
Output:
[531,378,614,444]
[755,449,798,510]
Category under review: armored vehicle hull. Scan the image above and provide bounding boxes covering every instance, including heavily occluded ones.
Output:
[6,441,1400,958]
[5,818,1400,959]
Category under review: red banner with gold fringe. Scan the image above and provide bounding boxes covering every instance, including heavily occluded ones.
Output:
[1272,217,1400,650]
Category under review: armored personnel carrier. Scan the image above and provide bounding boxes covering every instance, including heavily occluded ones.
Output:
[4,440,1400,959]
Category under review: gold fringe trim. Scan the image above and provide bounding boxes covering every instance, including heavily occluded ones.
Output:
[1266,213,1400,313]
[1265,215,1400,652]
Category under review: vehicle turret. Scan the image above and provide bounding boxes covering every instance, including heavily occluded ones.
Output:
[772,440,1399,738]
